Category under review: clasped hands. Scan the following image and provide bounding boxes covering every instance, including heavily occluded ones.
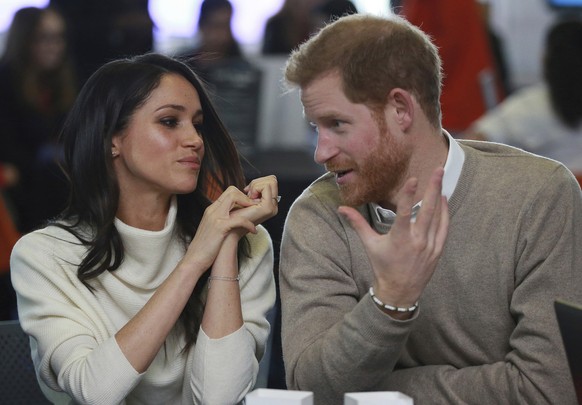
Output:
[339,168,449,319]
[231,174,280,229]
[184,175,279,271]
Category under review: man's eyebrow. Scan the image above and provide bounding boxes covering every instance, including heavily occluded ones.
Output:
[316,113,344,122]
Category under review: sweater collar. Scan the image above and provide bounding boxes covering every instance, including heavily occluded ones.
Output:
[114,197,177,239]
[112,197,179,282]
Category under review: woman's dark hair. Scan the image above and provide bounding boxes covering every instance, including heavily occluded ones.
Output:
[544,19,582,129]
[56,53,247,349]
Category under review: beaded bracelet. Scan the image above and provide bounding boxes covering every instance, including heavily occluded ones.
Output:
[208,275,240,289]
[369,287,418,312]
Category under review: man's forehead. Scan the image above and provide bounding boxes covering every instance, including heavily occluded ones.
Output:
[300,74,343,106]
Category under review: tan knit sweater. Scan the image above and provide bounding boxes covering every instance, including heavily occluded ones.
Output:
[280,140,582,405]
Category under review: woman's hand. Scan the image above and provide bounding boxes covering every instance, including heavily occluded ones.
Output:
[181,186,258,274]
[179,175,278,275]
[115,185,259,373]
[232,175,279,226]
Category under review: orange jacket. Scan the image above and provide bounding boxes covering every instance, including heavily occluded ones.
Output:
[0,195,20,273]
[402,0,504,132]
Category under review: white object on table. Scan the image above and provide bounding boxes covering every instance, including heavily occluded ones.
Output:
[344,391,414,405]
[245,388,314,405]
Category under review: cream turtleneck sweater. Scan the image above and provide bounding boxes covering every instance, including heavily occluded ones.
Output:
[11,200,276,404]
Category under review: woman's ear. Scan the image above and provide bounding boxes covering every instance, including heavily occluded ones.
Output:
[386,88,414,131]
[111,137,120,158]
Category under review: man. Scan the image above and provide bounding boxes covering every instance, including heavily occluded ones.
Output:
[279,13,581,405]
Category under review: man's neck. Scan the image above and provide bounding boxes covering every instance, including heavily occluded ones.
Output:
[407,129,449,204]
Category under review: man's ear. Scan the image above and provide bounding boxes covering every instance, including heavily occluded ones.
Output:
[386,88,414,131]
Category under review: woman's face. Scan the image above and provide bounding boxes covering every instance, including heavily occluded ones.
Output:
[112,73,205,203]
[31,10,66,71]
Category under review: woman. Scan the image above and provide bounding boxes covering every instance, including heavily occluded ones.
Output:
[10,53,278,404]
[0,6,77,232]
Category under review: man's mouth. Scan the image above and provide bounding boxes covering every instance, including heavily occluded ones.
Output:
[335,169,351,179]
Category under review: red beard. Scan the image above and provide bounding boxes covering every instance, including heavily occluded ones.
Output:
[327,131,411,208]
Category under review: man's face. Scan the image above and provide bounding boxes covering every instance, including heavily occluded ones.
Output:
[301,71,412,207]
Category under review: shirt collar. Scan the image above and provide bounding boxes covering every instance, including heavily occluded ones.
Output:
[371,130,465,224]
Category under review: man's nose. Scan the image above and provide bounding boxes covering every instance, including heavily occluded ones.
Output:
[314,131,337,165]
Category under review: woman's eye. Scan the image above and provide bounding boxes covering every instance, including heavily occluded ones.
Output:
[160,118,178,127]
[193,123,204,135]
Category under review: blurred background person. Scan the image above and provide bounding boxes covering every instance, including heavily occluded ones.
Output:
[466,18,582,177]
[179,0,263,157]
[476,0,511,97]
[311,0,358,30]
[400,0,505,135]
[178,0,243,71]
[0,6,77,233]
[0,163,19,191]
[0,162,20,321]
[262,0,325,55]
[50,0,154,84]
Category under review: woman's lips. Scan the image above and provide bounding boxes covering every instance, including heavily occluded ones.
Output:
[178,157,201,170]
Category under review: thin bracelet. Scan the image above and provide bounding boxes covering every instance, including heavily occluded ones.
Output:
[208,275,240,289]
[369,287,418,312]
